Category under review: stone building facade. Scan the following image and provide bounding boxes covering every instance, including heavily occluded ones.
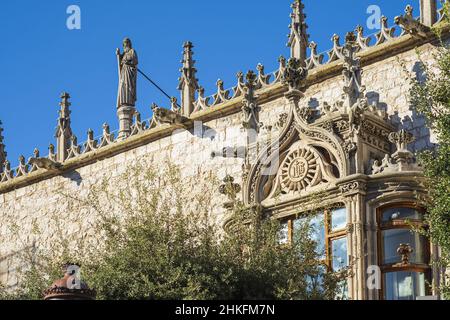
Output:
[0,0,449,300]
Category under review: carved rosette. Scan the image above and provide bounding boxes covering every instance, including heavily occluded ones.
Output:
[280,148,318,192]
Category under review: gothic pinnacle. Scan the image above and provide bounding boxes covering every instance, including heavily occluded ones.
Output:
[287,0,309,64]
[55,92,73,162]
[178,41,199,117]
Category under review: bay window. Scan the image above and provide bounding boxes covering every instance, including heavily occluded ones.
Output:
[377,204,431,300]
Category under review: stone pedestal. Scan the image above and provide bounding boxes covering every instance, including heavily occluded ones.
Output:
[117,105,135,140]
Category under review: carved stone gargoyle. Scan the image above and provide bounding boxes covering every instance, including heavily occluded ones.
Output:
[395,5,430,38]
[149,103,188,129]
[28,158,62,171]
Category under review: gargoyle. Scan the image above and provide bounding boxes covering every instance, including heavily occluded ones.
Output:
[395,5,429,38]
[149,103,187,128]
[28,158,62,171]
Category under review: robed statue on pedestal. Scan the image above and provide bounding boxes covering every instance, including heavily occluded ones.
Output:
[116,38,138,108]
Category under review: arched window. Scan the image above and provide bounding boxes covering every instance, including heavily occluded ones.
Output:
[377,204,431,300]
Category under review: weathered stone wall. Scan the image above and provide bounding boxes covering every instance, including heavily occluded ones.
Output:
[0,40,441,288]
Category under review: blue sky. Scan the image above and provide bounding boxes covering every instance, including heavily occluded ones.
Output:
[0,0,424,167]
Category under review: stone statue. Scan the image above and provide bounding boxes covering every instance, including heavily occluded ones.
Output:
[116,38,138,138]
[116,38,138,108]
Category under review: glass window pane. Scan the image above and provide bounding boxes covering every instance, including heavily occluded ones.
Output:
[384,271,426,300]
[331,208,347,231]
[294,213,326,259]
[331,237,348,271]
[382,207,423,223]
[382,229,428,264]
[279,221,289,245]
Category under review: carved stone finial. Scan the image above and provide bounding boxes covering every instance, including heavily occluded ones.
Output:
[287,0,309,64]
[178,41,199,117]
[281,58,308,91]
[0,120,7,173]
[219,175,241,209]
[83,129,98,153]
[241,71,262,134]
[99,123,115,147]
[55,92,73,163]
[48,143,56,161]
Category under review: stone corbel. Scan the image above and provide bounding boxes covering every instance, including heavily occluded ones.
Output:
[339,181,367,196]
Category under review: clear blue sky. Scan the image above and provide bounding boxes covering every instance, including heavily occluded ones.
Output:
[0,0,425,167]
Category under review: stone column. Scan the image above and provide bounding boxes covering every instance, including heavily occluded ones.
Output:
[117,106,135,139]
[420,0,438,26]
[340,181,368,300]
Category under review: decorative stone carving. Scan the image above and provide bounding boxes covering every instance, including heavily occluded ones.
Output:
[1,160,13,182]
[16,155,28,177]
[28,148,40,173]
[287,0,309,63]
[339,181,367,194]
[116,38,138,139]
[149,103,187,128]
[375,16,396,45]
[265,143,337,199]
[241,71,262,133]
[341,32,368,133]
[99,123,115,148]
[178,41,199,117]
[395,5,430,38]
[193,86,210,112]
[280,148,318,192]
[83,129,98,153]
[55,92,73,163]
[306,42,324,70]
[212,79,230,105]
[281,58,308,91]
[256,64,271,88]
[219,175,242,209]
[66,135,81,160]
[28,157,62,171]
[355,25,371,50]
[275,113,289,130]
[328,34,344,62]
[48,144,56,162]
[130,111,147,136]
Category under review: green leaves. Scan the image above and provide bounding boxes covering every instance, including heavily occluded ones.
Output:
[409,42,450,299]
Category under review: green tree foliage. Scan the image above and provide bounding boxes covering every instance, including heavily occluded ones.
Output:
[1,160,345,300]
[408,35,450,298]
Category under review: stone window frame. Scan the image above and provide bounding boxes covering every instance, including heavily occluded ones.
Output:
[376,202,432,300]
[281,205,348,272]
